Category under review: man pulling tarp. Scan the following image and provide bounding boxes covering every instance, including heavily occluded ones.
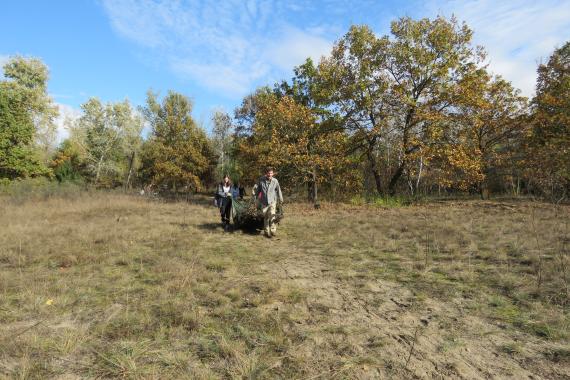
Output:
[253,166,283,237]
[231,167,284,237]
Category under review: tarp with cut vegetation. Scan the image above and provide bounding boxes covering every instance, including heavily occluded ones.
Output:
[231,197,283,229]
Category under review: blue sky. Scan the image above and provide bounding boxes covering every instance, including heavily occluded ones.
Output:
[1,0,569,140]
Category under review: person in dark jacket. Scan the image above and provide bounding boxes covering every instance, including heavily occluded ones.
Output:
[231,182,240,200]
[216,175,234,231]
[237,182,245,200]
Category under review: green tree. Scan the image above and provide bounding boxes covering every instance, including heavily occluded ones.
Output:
[0,57,56,179]
[50,138,86,183]
[2,56,59,161]
[141,91,214,193]
[234,87,274,138]
[72,98,143,186]
[211,109,236,178]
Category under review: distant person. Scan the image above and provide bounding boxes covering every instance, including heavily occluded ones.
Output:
[216,175,234,231]
[238,182,245,200]
[254,167,284,238]
[231,182,240,200]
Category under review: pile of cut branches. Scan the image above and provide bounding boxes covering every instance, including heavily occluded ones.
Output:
[232,198,283,229]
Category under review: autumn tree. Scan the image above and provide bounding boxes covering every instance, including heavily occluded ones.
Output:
[276,58,355,199]
[527,42,570,200]
[317,26,392,195]
[380,16,486,194]
[315,17,486,196]
[232,16,539,200]
[432,70,528,196]
[140,91,214,193]
[238,94,356,204]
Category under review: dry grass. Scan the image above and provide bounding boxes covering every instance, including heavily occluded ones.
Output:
[0,192,568,379]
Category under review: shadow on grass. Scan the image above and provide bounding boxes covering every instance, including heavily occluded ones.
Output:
[196,222,222,232]
[196,222,263,236]
[235,225,264,236]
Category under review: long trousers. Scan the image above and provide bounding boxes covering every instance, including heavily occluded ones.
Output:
[262,202,277,235]
[219,197,232,224]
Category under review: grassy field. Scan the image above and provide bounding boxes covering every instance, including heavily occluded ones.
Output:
[0,192,569,379]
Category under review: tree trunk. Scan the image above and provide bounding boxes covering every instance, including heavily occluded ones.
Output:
[480,182,489,200]
[480,164,490,200]
[388,163,405,195]
[371,166,383,196]
[307,180,315,203]
[313,171,318,205]
[389,109,415,196]
[95,155,105,185]
[366,142,383,195]
[415,155,423,194]
[124,151,135,192]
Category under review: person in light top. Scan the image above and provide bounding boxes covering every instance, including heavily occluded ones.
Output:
[254,167,284,238]
[216,174,234,231]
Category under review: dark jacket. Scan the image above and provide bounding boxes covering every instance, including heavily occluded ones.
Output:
[215,182,238,207]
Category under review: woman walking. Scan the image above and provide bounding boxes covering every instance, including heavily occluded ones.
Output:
[216,175,234,231]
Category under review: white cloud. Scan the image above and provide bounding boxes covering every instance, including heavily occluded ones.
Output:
[265,27,332,71]
[170,59,268,97]
[101,0,570,99]
[54,103,81,143]
[101,0,333,97]
[424,0,570,96]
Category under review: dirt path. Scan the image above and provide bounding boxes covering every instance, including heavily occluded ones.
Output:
[260,237,568,379]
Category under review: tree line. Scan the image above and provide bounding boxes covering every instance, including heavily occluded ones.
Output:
[1,16,568,202]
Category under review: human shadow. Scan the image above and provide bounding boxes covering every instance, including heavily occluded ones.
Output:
[196,222,262,236]
[234,225,263,236]
[196,222,222,232]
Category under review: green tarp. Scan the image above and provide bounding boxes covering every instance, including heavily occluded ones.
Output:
[231,197,283,229]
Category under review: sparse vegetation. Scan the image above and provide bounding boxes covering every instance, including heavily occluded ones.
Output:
[1,191,568,378]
